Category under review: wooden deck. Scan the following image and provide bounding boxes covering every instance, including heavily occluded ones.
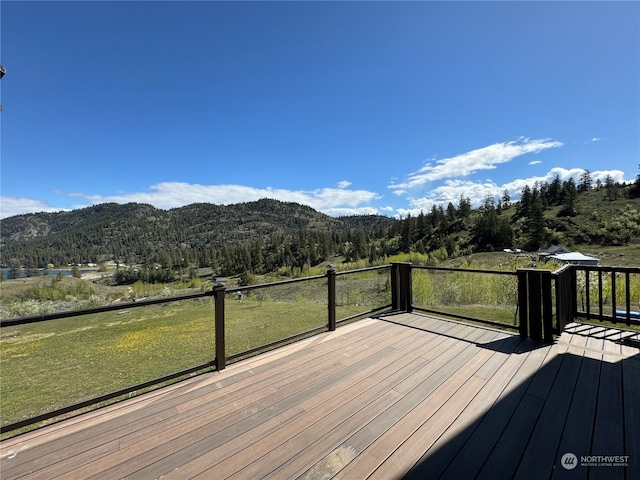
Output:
[1,313,638,480]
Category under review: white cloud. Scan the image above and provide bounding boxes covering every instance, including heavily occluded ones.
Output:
[529,160,542,165]
[389,137,563,192]
[0,196,68,219]
[501,167,582,195]
[397,179,502,218]
[502,167,627,196]
[1,181,384,219]
[391,166,629,219]
[3,166,630,222]
[57,182,381,217]
[323,206,380,217]
[590,169,626,184]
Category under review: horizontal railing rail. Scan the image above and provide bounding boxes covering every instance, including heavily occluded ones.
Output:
[412,265,519,276]
[0,291,213,327]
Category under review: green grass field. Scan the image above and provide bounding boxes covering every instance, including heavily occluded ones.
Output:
[0,290,374,436]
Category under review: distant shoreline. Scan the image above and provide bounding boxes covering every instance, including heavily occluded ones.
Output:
[0,268,101,279]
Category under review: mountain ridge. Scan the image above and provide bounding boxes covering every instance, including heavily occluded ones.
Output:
[0,199,395,269]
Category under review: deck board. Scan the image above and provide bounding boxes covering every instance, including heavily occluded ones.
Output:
[165,337,437,478]
[513,348,582,480]
[475,343,570,480]
[590,353,625,480]
[1,316,637,480]
[88,339,411,478]
[622,355,640,480]
[399,337,530,480]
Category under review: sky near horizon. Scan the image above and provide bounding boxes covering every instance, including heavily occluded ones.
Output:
[1,1,638,220]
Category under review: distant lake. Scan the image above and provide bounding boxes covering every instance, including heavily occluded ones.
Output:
[1,268,92,279]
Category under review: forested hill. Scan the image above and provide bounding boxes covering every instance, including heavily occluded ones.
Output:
[2,179,640,277]
[0,199,396,271]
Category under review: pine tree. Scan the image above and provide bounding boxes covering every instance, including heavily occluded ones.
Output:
[502,189,511,208]
[399,214,414,253]
[605,175,619,200]
[578,170,592,191]
[559,178,578,216]
[526,196,546,251]
[517,185,532,218]
[458,196,471,218]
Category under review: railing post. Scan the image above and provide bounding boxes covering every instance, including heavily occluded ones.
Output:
[553,265,575,334]
[585,269,591,320]
[213,284,226,371]
[518,269,553,343]
[611,270,617,324]
[327,265,337,331]
[598,270,603,321]
[541,270,553,343]
[528,271,543,341]
[391,263,400,310]
[625,271,631,326]
[391,262,412,312]
[402,263,413,313]
[517,270,528,338]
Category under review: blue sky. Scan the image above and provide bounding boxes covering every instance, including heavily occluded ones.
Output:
[1,1,638,220]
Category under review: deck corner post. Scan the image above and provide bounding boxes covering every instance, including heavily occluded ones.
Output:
[528,270,543,341]
[391,262,412,312]
[213,284,226,371]
[541,270,553,343]
[517,269,529,339]
[391,263,400,310]
[403,263,413,313]
[518,269,552,343]
[327,265,337,331]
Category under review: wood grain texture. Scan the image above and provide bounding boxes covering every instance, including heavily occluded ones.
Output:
[1,315,637,480]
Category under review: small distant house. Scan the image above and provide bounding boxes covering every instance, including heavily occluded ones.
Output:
[543,245,570,256]
[539,245,572,262]
[550,252,599,266]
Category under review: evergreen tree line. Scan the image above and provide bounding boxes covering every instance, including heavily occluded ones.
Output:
[2,169,639,283]
[394,169,640,255]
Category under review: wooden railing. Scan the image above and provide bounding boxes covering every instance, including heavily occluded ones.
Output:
[553,264,576,333]
[570,265,640,326]
[2,262,638,435]
[215,265,392,368]
[0,265,392,434]
[407,264,520,332]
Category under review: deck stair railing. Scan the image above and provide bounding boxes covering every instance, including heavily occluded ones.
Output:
[566,265,640,327]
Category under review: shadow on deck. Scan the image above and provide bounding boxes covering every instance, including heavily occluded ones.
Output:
[403,321,639,480]
[0,313,638,480]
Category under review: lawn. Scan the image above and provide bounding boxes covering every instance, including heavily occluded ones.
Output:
[0,294,370,435]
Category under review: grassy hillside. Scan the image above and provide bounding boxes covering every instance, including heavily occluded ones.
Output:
[1,185,638,276]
